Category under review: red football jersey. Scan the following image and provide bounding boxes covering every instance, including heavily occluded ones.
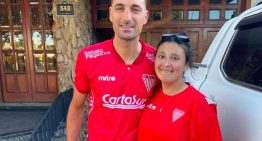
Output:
[138,85,222,141]
[74,39,157,141]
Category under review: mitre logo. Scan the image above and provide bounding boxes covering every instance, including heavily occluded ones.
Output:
[98,75,116,82]
[102,94,147,109]
[142,74,156,93]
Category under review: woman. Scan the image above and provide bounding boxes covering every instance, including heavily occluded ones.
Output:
[138,33,222,141]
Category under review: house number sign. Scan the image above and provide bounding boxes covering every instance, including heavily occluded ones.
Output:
[57,1,74,16]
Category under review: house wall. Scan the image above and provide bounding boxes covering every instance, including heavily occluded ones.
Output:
[51,0,256,94]
[52,0,93,92]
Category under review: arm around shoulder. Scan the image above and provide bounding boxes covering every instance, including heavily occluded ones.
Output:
[66,86,87,141]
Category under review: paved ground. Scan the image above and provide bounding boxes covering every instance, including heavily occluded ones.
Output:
[0,103,50,137]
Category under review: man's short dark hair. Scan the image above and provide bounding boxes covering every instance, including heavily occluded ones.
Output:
[110,0,147,8]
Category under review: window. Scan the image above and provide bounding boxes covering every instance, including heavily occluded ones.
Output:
[188,10,200,20]
[93,0,110,24]
[30,0,56,73]
[16,52,25,72]
[0,0,6,4]
[172,0,183,5]
[1,1,26,73]
[223,22,262,88]
[226,0,237,4]
[11,5,22,25]
[189,0,200,5]
[150,0,163,5]
[150,10,163,21]
[96,0,109,6]
[14,31,24,50]
[225,9,236,20]
[171,10,184,20]
[209,10,220,20]
[97,10,109,21]
[0,6,9,25]
[210,0,221,4]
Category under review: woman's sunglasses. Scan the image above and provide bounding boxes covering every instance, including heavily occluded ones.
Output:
[161,33,190,42]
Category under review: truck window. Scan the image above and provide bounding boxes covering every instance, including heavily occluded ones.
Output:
[223,22,262,89]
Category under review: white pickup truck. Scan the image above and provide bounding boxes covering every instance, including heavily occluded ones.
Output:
[186,3,262,141]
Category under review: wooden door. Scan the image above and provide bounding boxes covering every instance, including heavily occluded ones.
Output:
[0,0,58,102]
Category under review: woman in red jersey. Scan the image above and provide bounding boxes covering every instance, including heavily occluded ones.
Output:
[138,33,222,141]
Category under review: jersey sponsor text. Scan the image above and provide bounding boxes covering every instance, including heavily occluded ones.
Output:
[84,49,110,59]
[146,52,155,62]
[102,94,147,109]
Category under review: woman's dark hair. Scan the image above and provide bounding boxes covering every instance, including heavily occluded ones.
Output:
[156,33,194,69]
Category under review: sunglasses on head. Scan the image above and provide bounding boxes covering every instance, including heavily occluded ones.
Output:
[161,33,190,42]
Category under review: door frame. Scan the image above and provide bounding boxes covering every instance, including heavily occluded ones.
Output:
[25,0,58,102]
[0,37,3,102]
[0,0,33,102]
[0,72,3,102]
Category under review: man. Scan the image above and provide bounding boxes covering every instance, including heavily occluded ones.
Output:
[66,0,157,140]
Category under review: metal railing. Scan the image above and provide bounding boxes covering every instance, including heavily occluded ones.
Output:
[28,88,73,141]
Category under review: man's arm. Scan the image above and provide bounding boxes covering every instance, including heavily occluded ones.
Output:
[66,86,87,141]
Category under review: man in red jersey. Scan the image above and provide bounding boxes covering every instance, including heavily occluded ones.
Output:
[66,0,158,141]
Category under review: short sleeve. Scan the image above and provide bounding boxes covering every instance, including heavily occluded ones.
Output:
[192,96,222,141]
[74,50,90,94]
